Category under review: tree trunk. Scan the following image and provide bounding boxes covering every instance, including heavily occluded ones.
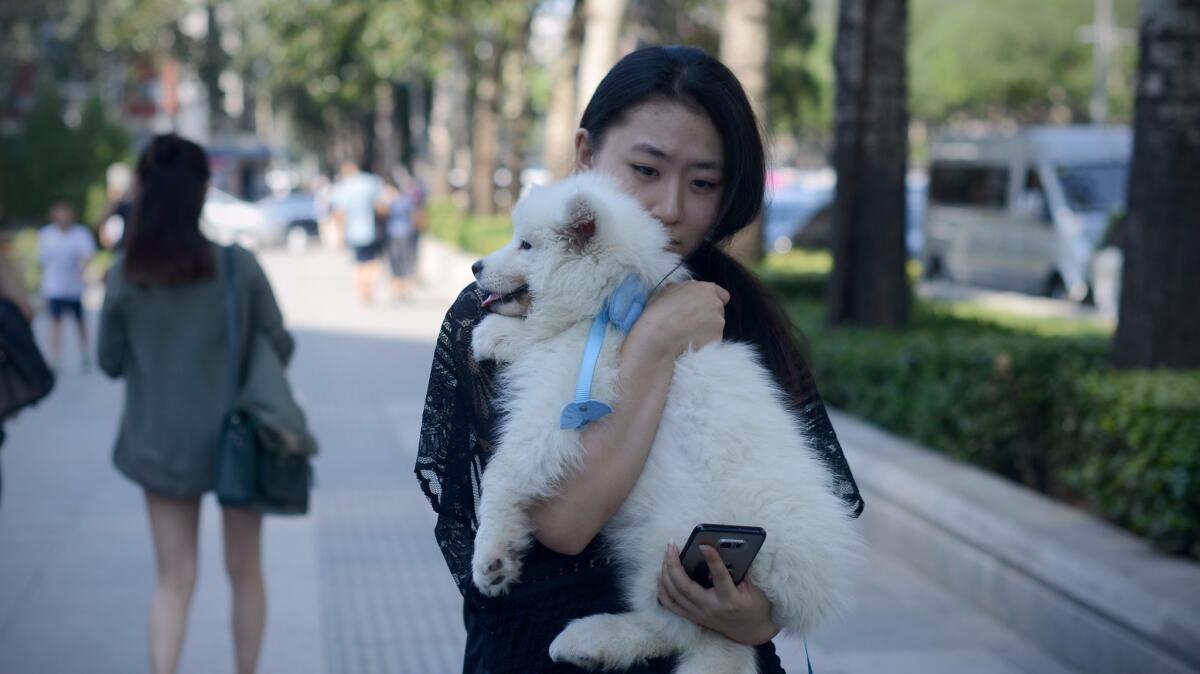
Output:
[576,0,629,122]
[470,41,503,215]
[827,0,910,328]
[373,80,397,176]
[429,45,469,198]
[720,0,769,266]
[503,11,535,205]
[544,0,585,179]
[1113,0,1200,369]
[406,72,430,170]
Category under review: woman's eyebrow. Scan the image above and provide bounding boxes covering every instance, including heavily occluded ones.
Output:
[631,142,721,170]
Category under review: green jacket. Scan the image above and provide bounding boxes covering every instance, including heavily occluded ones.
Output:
[98,244,294,497]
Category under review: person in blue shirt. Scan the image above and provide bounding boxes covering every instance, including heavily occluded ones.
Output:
[330,161,384,305]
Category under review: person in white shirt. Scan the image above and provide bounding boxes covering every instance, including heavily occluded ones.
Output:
[38,202,96,370]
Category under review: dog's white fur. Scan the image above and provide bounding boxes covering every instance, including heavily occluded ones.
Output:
[471,172,863,673]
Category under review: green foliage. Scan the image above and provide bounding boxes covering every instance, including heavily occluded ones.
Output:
[763,258,1198,560]
[0,84,130,226]
[426,197,512,255]
[1065,371,1200,558]
[767,0,823,138]
[908,0,1140,123]
[806,320,1109,488]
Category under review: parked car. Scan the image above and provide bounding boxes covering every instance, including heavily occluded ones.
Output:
[201,187,281,249]
[921,125,1131,301]
[256,190,320,252]
[762,168,927,256]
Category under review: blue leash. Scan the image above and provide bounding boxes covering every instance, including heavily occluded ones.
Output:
[559,276,647,430]
[559,306,615,429]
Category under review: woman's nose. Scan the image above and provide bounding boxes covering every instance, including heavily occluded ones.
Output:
[650,185,683,226]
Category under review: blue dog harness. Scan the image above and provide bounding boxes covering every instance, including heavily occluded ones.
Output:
[559,276,648,430]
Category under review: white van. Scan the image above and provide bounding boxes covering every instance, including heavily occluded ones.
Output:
[921,126,1131,301]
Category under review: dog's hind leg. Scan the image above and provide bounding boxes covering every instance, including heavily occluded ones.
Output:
[548,611,680,670]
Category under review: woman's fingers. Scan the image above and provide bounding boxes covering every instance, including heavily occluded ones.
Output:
[657,574,688,617]
[664,544,719,612]
[700,544,739,600]
[660,547,705,617]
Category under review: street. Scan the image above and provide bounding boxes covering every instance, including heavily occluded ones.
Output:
[0,242,1078,674]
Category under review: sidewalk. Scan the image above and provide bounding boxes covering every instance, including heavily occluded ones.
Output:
[0,240,1079,674]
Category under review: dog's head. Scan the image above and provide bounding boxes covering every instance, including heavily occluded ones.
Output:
[473,172,685,323]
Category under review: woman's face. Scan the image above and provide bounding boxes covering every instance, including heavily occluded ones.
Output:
[575,99,724,258]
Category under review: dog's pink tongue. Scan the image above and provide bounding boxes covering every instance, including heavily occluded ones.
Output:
[481,293,504,309]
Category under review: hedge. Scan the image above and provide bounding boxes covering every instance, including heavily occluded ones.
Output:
[1066,371,1200,558]
[764,270,1200,560]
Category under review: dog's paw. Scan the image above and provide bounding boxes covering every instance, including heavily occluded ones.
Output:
[471,315,514,362]
[471,532,524,596]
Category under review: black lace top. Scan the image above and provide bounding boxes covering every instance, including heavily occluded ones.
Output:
[416,283,863,674]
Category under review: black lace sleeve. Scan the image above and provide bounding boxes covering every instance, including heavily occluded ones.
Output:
[416,283,501,593]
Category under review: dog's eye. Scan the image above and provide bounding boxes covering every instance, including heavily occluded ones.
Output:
[519,240,532,251]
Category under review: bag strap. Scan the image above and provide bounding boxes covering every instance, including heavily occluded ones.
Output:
[222,245,240,413]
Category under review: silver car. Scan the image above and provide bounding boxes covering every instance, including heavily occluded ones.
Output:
[921,126,1131,301]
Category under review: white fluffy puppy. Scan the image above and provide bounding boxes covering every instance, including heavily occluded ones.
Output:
[470,172,863,673]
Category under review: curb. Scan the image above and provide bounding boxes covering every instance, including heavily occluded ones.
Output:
[831,409,1200,674]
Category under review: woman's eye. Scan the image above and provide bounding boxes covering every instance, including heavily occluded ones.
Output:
[632,164,658,178]
[693,179,718,191]
[519,240,532,250]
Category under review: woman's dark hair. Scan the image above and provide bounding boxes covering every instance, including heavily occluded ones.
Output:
[123,133,215,286]
[579,46,815,406]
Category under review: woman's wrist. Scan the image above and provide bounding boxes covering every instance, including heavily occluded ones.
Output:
[622,318,681,365]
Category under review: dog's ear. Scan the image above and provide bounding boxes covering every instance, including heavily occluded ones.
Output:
[557,192,597,253]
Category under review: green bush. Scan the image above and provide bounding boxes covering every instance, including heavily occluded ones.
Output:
[426,198,512,256]
[803,316,1109,490]
[763,264,1197,560]
[1066,371,1200,558]
[0,84,130,226]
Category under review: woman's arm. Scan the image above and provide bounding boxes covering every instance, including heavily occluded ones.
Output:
[97,262,127,377]
[245,252,295,366]
[528,280,730,555]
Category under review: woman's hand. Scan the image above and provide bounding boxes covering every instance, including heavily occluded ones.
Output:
[627,281,729,362]
[657,544,781,646]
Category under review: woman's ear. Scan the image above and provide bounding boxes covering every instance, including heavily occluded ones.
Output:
[574,129,594,172]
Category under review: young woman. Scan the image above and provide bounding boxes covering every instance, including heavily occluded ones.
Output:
[417,46,863,673]
[98,134,293,674]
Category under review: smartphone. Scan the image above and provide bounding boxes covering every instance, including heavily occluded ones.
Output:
[678,524,766,588]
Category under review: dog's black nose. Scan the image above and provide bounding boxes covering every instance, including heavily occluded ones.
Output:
[471,260,484,277]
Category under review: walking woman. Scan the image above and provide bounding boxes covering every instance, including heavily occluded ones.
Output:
[99,134,293,674]
[417,46,863,673]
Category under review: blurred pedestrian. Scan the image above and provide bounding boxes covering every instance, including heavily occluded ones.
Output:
[396,165,428,286]
[98,134,293,674]
[38,201,95,372]
[0,237,53,504]
[330,161,384,305]
[381,177,419,301]
[97,163,134,250]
